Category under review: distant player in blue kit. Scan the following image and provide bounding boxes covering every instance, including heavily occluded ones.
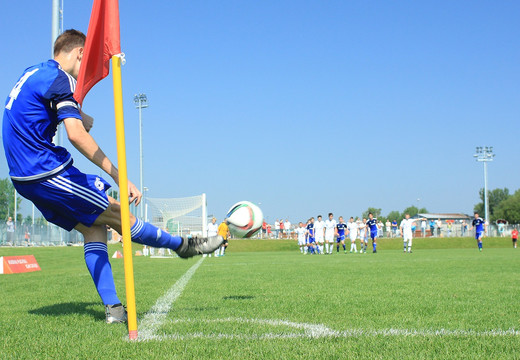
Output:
[469,212,487,252]
[335,216,348,253]
[2,30,223,323]
[306,217,319,254]
[367,213,379,253]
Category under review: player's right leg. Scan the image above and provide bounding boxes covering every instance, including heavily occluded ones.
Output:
[95,198,222,258]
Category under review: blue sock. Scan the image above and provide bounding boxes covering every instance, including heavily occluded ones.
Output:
[478,241,482,249]
[373,242,377,251]
[130,218,182,250]
[342,244,346,250]
[84,242,120,305]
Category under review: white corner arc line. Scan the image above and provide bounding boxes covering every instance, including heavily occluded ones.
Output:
[137,257,204,341]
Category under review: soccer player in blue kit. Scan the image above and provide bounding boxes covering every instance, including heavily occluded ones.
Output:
[335,216,348,253]
[306,217,319,254]
[2,30,223,323]
[469,212,487,252]
[367,213,379,253]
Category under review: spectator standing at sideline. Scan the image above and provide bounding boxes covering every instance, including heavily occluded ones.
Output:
[429,220,435,237]
[6,217,15,244]
[436,219,443,237]
[279,220,285,238]
[274,220,280,239]
[421,219,427,237]
[385,220,391,238]
[391,220,398,238]
[284,219,291,239]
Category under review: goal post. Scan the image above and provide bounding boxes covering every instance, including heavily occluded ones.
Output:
[146,193,208,238]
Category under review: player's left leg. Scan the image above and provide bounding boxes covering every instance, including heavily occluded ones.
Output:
[76,223,126,323]
[372,235,377,253]
[477,235,483,252]
[408,237,413,253]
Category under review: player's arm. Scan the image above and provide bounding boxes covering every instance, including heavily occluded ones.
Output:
[63,117,141,205]
[79,110,94,132]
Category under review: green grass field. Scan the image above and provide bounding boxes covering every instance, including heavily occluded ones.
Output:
[0,238,519,359]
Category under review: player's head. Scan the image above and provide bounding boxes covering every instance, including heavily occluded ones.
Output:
[328,213,333,219]
[211,217,216,224]
[310,217,315,223]
[53,29,86,79]
[317,215,322,220]
[349,217,354,223]
[405,213,410,219]
[368,212,373,219]
[299,222,304,227]
[474,212,479,218]
[363,218,367,223]
[338,216,343,222]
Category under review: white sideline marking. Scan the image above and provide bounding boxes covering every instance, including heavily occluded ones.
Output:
[140,317,520,341]
[138,258,204,340]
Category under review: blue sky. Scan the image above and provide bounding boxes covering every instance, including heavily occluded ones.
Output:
[1,1,519,223]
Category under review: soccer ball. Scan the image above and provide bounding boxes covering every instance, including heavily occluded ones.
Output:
[225,201,264,238]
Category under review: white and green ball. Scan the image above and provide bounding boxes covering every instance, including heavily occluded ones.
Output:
[225,201,264,238]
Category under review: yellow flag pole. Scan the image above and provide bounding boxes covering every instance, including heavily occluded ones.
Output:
[111,54,138,340]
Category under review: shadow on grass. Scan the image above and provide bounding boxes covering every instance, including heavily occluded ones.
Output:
[223,295,255,300]
[29,302,103,320]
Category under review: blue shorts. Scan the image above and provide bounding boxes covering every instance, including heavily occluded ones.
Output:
[337,235,345,242]
[370,231,377,240]
[13,166,111,231]
[475,231,483,240]
[308,237,315,244]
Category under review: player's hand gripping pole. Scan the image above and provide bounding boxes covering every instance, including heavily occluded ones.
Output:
[112,54,138,340]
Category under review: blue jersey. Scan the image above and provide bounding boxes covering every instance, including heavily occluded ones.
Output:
[306,223,314,238]
[336,223,347,236]
[366,218,378,233]
[3,60,82,182]
[472,218,485,233]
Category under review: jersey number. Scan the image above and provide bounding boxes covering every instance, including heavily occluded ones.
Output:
[5,68,39,110]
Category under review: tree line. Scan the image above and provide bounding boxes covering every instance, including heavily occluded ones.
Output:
[474,188,520,224]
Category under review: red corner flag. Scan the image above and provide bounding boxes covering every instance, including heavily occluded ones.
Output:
[74,0,121,105]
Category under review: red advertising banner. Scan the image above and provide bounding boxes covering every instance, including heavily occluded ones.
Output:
[0,255,41,274]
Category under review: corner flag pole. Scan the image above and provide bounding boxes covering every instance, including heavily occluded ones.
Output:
[112,54,138,340]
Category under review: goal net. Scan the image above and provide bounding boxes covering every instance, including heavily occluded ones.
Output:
[146,193,207,239]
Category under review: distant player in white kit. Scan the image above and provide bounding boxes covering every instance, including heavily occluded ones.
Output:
[358,218,368,253]
[400,214,426,253]
[205,217,219,257]
[347,217,359,253]
[324,213,337,254]
[314,215,326,254]
[295,222,307,254]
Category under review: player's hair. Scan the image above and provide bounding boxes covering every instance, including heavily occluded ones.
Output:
[368,212,373,216]
[339,216,343,220]
[350,217,354,220]
[53,29,86,56]
[318,215,322,219]
[328,213,333,217]
[474,212,479,215]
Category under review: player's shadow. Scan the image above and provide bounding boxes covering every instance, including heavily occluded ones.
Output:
[223,295,255,300]
[29,302,102,320]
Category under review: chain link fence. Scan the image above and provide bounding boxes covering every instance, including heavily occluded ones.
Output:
[0,223,84,247]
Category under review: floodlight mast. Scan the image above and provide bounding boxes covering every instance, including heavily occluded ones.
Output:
[474,146,495,227]
[134,94,148,219]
